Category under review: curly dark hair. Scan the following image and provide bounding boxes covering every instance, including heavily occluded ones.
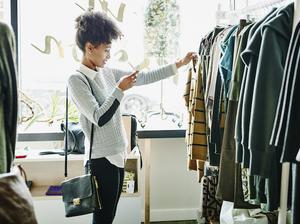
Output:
[75,11,122,52]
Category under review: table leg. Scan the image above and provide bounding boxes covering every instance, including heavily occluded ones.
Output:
[144,139,151,224]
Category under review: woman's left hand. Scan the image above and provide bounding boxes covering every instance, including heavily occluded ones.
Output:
[175,52,198,68]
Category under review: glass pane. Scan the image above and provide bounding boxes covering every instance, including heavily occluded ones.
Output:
[0,0,11,24]
[18,0,217,132]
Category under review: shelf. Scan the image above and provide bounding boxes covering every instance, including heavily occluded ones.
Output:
[15,149,83,162]
[137,129,185,138]
[18,151,141,200]
[30,185,140,200]
[15,149,140,163]
[30,185,61,200]
[120,192,140,197]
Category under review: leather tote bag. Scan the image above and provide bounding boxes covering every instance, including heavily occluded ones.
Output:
[0,165,38,224]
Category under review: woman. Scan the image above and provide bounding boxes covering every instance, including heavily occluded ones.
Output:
[68,10,197,224]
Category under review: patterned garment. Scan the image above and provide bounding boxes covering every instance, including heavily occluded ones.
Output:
[241,168,250,202]
[201,175,222,223]
[184,63,208,179]
[184,68,198,171]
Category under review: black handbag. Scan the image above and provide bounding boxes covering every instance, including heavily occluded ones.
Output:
[61,75,101,217]
[39,122,85,156]
[61,173,100,217]
[61,122,85,154]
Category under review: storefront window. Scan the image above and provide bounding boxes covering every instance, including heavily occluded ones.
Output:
[18,0,217,133]
[0,0,11,24]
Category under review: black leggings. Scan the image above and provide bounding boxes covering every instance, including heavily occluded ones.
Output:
[90,158,124,224]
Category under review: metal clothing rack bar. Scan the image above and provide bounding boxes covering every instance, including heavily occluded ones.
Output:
[239,0,292,14]
[217,0,292,23]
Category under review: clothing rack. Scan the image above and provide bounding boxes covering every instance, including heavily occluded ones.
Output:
[217,0,293,24]
[215,1,298,224]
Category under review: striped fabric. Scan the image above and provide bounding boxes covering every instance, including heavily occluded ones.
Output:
[184,68,197,171]
[184,63,208,181]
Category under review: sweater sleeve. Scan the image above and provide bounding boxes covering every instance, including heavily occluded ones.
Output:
[111,63,178,85]
[68,74,124,126]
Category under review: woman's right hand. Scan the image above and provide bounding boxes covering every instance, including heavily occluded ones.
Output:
[117,70,138,91]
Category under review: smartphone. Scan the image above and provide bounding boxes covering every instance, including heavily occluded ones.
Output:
[129,70,139,77]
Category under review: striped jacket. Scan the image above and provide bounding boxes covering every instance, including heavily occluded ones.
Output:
[184,62,208,180]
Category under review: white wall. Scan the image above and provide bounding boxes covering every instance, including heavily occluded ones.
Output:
[138,138,201,222]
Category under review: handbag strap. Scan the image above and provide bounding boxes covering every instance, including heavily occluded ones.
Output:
[64,87,68,177]
[64,70,95,178]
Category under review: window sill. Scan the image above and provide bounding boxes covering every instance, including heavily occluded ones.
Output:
[17,132,64,142]
[137,129,185,139]
[17,129,186,142]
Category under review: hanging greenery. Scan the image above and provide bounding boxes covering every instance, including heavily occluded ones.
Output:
[144,0,180,64]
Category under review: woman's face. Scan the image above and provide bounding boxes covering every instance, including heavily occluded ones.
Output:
[86,43,111,68]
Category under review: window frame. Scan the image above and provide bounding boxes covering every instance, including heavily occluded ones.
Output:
[12,0,187,141]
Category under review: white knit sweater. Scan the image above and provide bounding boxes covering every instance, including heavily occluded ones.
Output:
[68,63,178,166]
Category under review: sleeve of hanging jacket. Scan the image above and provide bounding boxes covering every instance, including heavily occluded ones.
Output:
[248,3,294,178]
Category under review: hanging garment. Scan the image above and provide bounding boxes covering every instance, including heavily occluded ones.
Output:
[184,68,198,171]
[207,27,232,166]
[204,27,225,102]
[198,175,206,224]
[276,21,300,163]
[184,62,209,180]
[208,27,232,157]
[0,21,18,174]
[198,164,220,223]
[201,175,222,223]
[277,22,300,222]
[239,8,278,169]
[247,4,295,211]
[234,23,254,163]
[216,23,252,206]
[235,10,278,207]
[268,23,300,160]
[191,63,208,178]
[198,31,214,94]
[219,26,238,110]
[204,27,224,166]
[233,24,261,209]
[248,2,294,178]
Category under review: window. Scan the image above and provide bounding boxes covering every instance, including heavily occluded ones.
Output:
[18,0,218,133]
[0,0,11,24]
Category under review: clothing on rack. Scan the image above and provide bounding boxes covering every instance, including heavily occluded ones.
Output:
[198,164,222,223]
[272,19,300,224]
[185,1,300,222]
[184,62,208,180]
[238,8,277,169]
[247,3,293,178]
[0,21,18,174]
[0,21,38,223]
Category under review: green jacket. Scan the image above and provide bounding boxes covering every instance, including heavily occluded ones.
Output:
[0,21,18,173]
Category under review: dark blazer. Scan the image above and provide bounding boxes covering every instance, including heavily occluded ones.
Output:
[280,21,300,162]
